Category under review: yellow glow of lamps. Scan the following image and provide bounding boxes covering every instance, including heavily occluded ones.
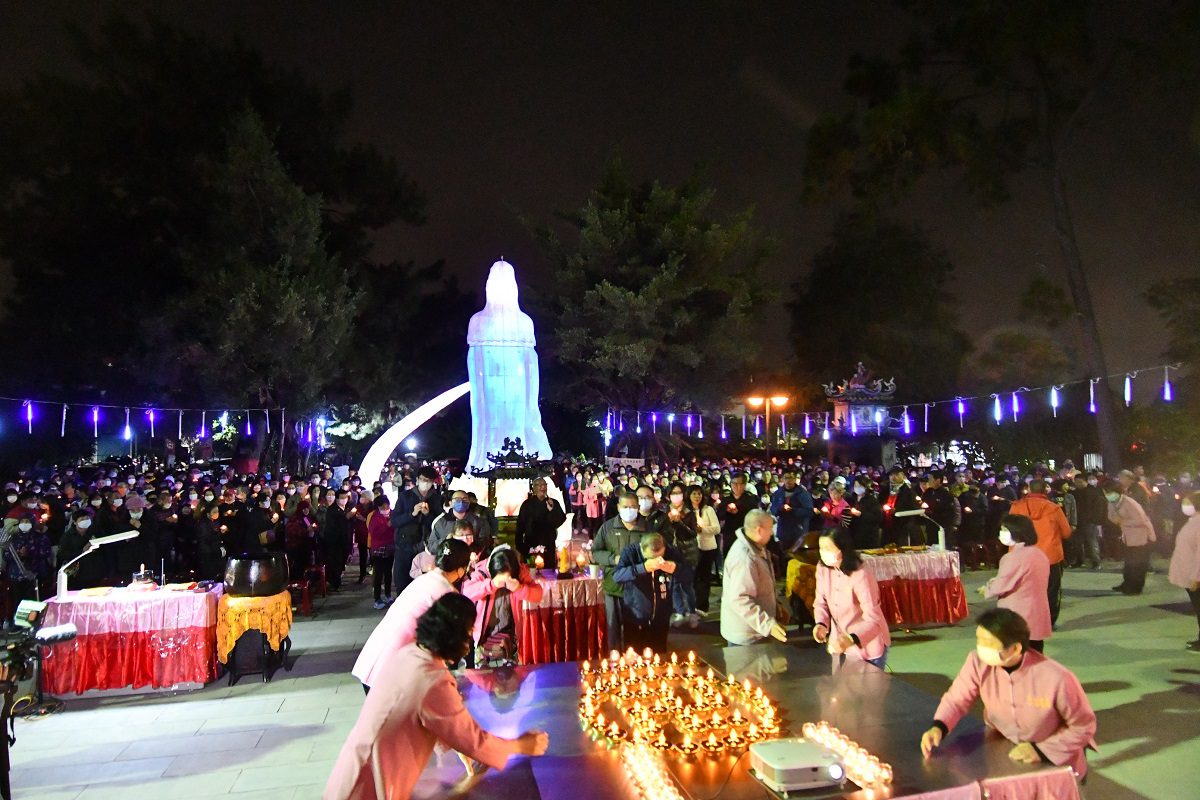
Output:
[746,396,764,408]
[770,395,789,407]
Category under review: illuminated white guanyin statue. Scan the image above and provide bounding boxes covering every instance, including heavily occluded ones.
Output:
[464,260,554,474]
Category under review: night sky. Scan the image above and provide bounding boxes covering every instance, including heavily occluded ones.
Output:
[3,1,1198,395]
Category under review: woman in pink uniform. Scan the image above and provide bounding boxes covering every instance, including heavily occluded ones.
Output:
[352,539,472,691]
[325,594,549,800]
[462,545,543,667]
[980,514,1052,651]
[921,608,1097,778]
[812,528,891,669]
[1168,491,1200,651]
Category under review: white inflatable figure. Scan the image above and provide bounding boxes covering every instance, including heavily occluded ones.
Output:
[465,260,553,474]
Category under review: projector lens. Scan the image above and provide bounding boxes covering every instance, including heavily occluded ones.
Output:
[828,763,845,781]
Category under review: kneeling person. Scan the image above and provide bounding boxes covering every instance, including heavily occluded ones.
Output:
[921,608,1097,777]
[613,533,687,654]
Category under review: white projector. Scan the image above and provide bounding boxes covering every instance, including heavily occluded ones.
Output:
[748,737,846,794]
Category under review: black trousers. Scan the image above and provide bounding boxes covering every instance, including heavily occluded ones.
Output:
[1048,562,1064,626]
[1188,588,1200,639]
[1122,544,1150,593]
[371,552,394,601]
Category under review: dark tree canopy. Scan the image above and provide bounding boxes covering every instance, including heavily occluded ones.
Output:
[529,161,772,415]
[789,215,970,402]
[0,13,426,408]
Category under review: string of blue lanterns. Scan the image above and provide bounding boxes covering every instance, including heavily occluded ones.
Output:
[599,361,1183,440]
[0,394,327,444]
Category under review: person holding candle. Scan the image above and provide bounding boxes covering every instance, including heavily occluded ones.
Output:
[688,484,722,616]
[813,528,890,668]
[978,514,1051,651]
[717,473,757,556]
[325,594,549,800]
[592,491,652,651]
[664,481,701,628]
[920,608,1097,778]
[721,509,789,645]
[771,469,814,554]
[613,532,688,653]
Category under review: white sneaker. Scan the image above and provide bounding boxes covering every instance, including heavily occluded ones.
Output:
[373,600,387,610]
[670,613,686,627]
[687,612,701,629]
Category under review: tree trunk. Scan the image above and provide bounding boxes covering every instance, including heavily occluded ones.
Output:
[1048,164,1122,470]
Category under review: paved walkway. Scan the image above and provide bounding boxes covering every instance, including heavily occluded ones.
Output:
[9,557,1199,799]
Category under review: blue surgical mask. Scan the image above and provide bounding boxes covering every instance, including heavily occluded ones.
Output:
[452,500,469,514]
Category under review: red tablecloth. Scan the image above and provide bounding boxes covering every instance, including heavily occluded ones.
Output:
[518,573,606,665]
[40,585,222,694]
[862,551,969,627]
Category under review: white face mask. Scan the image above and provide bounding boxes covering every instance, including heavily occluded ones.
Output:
[5,495,16,503]
[820,552,842,568]
[91,499,103,507]
[130,511,143,520]
[17,522,32,532]
[1087,478,1098,486]
[1183,502,1196,517]
[976,645,1006,667]
[998,528,1016,547]
[619,507,639,523]
[638,498,654,513]
[77,519,92,530]
[853,485,866,496]
[669,493,684,506]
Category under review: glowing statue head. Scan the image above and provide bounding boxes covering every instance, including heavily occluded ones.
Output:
[468,259,535,347]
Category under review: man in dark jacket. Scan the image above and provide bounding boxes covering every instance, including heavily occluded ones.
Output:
[613,532,688,653]
[321,489,355,590]
[390,466,442,596]
[1072,474,1106,570]
[770,470,814,553]
[882,467,921,546]
[848,475,884,550]
[920,470,960,549]
[718,473,758,555]
[516,477,567,556]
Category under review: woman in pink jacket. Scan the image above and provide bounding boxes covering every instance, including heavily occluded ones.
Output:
[813,528,891,669]
[1168,492,1200,651]
[324,594,549,800]
[352,539,472,691]
[921,608,1097,779]
[1104,480,1156,595]
[981,514,1052,651]
[462,545,543,667]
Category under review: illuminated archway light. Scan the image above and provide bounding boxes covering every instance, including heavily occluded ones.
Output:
[358,382,471,503]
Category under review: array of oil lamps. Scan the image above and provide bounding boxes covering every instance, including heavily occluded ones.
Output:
[801,721,894,788]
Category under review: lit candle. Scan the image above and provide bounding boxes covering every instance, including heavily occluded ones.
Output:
[743,678,752,693]
[534,555,545,569]
[687,650,696,664]
[582,660,591,674]
[643,647,654,660]
[670,651,679,664]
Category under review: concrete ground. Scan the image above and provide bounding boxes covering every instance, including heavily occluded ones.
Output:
[9,556,1199,799]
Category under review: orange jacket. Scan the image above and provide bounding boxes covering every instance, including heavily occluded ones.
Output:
[1009,493,1072,565]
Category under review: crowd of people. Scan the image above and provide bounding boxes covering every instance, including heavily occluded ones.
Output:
[2,448,1194,795]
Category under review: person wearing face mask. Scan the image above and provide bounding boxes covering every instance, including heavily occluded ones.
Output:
[391,466,444,598]
[353,539,474,691]
[320,489,355,591]
[921,609,1097,778]
[326,594,549,800]
[718,473,758,557]
[5,515,51,617]
[979,515,1051,651]
[1104,479,1156,595]
[113,495,158,581]
[427,490,487,557]
[0,488,19,518]
[515,477,566,558]
[721,509,789,646]
[847,475,883,550]
[812,528,890,668]
[592,492,650,651]
[58,510,107,589]
[771,470,814,554]
[1071,474,1106,570]
[614,532,688,653]
[1167,492,1200,651]
[663,481,701,628]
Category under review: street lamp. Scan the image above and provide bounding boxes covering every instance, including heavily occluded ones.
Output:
[746,394,789,462]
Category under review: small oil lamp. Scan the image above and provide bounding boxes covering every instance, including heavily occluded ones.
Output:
[701,732,724,755]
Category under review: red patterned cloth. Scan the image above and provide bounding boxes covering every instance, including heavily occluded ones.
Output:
[518,574,606,665]
[40,586,221,694]
[863,551,969,626]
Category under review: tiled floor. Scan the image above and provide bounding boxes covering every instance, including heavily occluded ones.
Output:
[9,557,1200,799]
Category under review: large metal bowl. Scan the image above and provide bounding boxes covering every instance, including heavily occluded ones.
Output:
[223,553,290,597]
